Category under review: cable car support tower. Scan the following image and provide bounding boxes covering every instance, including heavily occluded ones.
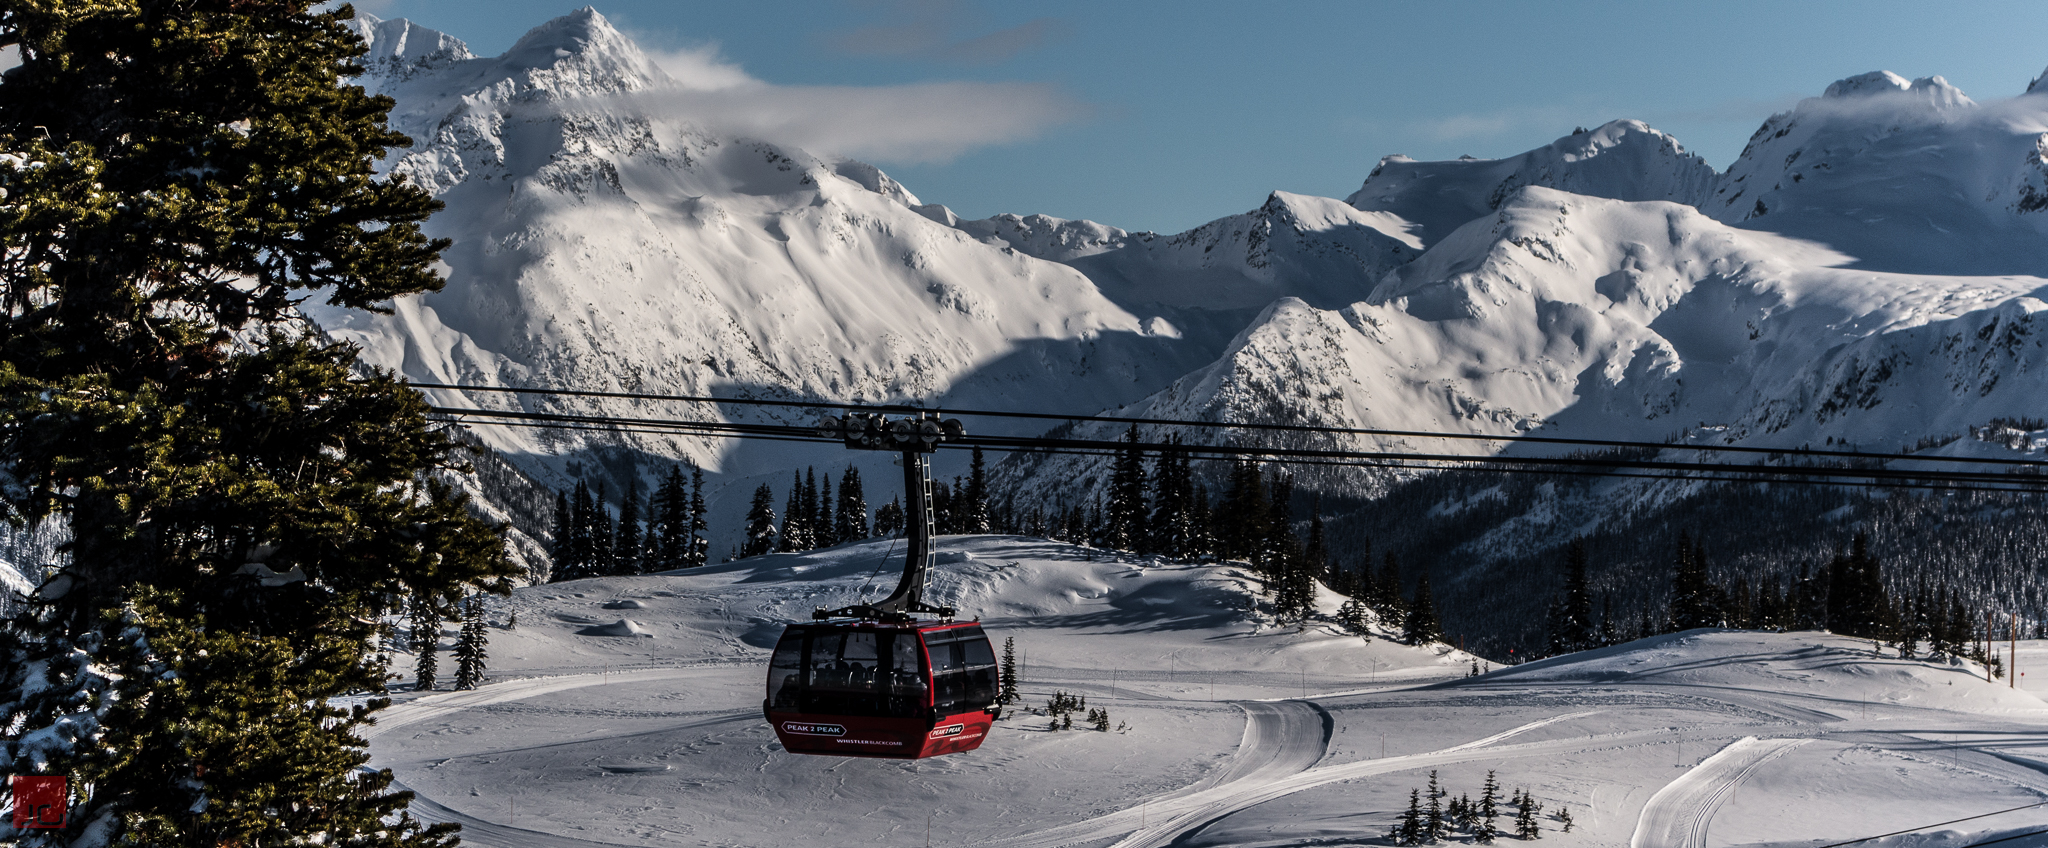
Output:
[810,411,964,623]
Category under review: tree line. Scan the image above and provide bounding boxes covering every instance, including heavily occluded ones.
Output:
[995,427,1448,645]
[550,461,710,580]
[1536,529,2013,670]
[737,449,996,557]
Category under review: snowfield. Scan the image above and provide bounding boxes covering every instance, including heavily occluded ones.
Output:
[369,537,2048,847]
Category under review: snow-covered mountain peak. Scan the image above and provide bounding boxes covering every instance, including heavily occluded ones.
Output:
[1702,69,2048,274]
[1346,118,1716,250]
[1053,189,1421,312]
[2029,66,2048,95]
[828,159,922,208]
[346,14,472,81]
[490,7,670,99]
[1822,70,1972,109]
[946,211,1139,263]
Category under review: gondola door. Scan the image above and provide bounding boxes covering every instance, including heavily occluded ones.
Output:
[917,623,998,757]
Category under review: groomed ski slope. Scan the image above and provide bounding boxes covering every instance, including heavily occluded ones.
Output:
[368,536,2048,847]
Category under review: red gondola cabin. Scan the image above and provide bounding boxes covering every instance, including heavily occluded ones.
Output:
[765,621,998,759]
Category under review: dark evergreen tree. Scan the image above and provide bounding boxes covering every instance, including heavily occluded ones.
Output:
[1394,788,1424,846]
[563,480,597,580]
[409,594,439,692]
[1261,471,1298,577]
[876,496,906,538]
[780,471,808,552]
[453,594,488,691]
[1930,581,1955,658]
[1795,561,1830,631]
[615,479,644,575]
[1477,770,1501,844]
[686,462,709,566]
[1670,531,1723,630]
[1514,788,1540,839]
[1405,574,1443,645]
[550,489,573,575]
[0,13,534,837]
[1375,551,1408,632]
[836,465,870,542]
[802,467,827,544]
[998,636,1020,705]
[1424,769,1446,841]
[652,464,687,571]
[1148,438,1198,559]
[1303,496,1329,585]
[1217,460,1268,561]
[743,483,780,557]
[591,482,614,576]
[1826,532,1890,639]
[965,447,993,534]
[1547,539,1594,653]
[1337,598,1369,635]
[1105,424,1148,551]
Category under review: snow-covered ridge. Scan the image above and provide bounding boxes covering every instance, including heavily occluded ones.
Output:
[1703,70,2048,275]
[315,9,1215,538]
[325,5,2048,559]
[1345,119,1718,250]
[346,14,473,83]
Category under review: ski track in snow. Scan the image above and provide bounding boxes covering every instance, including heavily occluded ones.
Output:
[395,782,635,848]
[987,709,1602,848]
[365,666,726,742]
[375,669,1603,848]
[1629,736,1810,848]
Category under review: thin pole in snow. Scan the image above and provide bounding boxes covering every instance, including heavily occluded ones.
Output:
[1989,612,1997,683]
[2012,613,2019,689]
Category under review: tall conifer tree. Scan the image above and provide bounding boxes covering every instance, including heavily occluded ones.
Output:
[1404,574,1443,645]
[965,447,992,534]
[744,483,780,557]
[652,465,686,571]
[687,462,709,566]
[780,471,807,552]
[453,594,488,691]
[836,465,870,542]
[409,594,440,692]
[0,4,515,842]
[616,479,644,575]
[1105,424,1147,550]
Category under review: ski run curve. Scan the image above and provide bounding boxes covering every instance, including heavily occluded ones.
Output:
[369,670,1604,848]
[1629,736,1811,848]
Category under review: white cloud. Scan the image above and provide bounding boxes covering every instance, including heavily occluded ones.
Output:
[644,44,754,92]
[597,27,1084,164]
[605,78,1087,164]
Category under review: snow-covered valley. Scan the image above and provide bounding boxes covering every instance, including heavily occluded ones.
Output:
[372,536,2048,847]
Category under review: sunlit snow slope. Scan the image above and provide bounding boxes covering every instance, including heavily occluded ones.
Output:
[315,11,1208,494]
[369,537,2048,848]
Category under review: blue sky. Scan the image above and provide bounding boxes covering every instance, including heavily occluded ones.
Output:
[355,0,2048,234]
